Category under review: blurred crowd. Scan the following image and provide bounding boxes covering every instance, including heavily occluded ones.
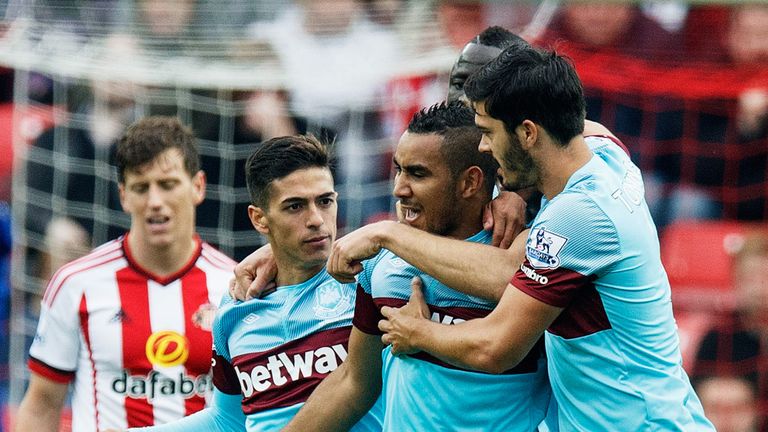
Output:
[0,1,767,431]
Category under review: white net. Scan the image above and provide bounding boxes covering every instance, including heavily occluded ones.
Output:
[4,0,553,407]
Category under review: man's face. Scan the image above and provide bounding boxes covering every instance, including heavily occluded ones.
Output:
[393,132,461,236]
[474,101,538,192]
[447,42,503,103]
[253,167,338,271]
[119,148,205,250]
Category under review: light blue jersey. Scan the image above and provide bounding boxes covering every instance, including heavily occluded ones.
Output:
[355,230,554,431]
[513,136,714,431]
[132,269,382,432]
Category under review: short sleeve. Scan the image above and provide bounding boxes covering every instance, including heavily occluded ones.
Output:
[513,193,620,308]
[28,278,84,382]
[352,284,383,336]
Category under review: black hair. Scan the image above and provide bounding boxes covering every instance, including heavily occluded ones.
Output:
[245,134,333,208]
[464,45,585,146]
[407,101,497,195]
[475,26,527,50]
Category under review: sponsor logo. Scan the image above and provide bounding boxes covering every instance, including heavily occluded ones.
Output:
[243,313,260,324]
[145,331,189,367]
[110,308,129,324]
[526,227,568,269]
[389,257,408,268]
[192,302,216,331]
[430,312,465,325]
[520,263,549,285]
[235,344,348,397]
[111,370,210,401]
[313,281,352,319]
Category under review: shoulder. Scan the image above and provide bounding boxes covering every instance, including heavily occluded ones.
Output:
[42,238,126,307]
[199,242,236,272]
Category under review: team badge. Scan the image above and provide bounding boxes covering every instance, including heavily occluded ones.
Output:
[526,227,568,269]
[192,302,216,331]
[313,281,352,319]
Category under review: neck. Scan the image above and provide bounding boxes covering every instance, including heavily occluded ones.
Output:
[127,233,197,277]
[274,257,325,287]
[537,135,593,200]
[445,200,486,240]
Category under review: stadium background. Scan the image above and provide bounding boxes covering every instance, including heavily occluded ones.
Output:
[0,0,766,430]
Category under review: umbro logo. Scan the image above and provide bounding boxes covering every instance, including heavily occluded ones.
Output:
[243,313,260,324]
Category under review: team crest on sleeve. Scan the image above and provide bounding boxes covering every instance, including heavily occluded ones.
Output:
[313,281,352,319]
[526,227,568,269]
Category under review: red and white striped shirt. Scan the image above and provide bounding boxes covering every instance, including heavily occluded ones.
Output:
[28,234,235,431]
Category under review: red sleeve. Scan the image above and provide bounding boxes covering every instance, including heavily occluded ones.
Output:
[351,284,384,336]
[28,357,75,384]
[512,259,593,308]
[211,349,242,395]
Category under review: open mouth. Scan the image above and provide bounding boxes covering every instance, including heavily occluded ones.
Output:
[401,206,421,224]
[147,215,170,232]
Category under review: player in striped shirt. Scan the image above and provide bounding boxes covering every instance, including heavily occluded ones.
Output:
[121,135,382,431]
[16,117,235,432]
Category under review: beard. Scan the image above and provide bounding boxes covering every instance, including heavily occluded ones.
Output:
[500,134,539,192]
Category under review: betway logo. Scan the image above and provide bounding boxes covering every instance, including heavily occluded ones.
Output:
[520,263,549,285]
[235,344,347,397]
[430,312,465,325]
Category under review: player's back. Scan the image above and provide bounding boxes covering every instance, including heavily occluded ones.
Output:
[211,269,383,432]
[525,136,713,430]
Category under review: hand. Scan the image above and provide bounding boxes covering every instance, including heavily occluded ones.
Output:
[230,244,277,301]
[483,191,526,249]
[327,221,392,283]
[379,276,430,355]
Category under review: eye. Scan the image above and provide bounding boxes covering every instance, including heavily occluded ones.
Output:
[319,197,335,207]
[286,203,302,212]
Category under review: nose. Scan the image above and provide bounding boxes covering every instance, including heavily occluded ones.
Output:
[478,137,492,154]
[147,183,163,208]
[392,173,411,199]
[306,203,324,228]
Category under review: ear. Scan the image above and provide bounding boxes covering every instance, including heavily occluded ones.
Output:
[191,171,206,206]
[517,120,538,150]
[118,183,128,212]
[458,166,484,199]
[248,205,270,235]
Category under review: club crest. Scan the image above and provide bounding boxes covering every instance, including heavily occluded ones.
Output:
[313,281,352,319]
[526,227,568,269]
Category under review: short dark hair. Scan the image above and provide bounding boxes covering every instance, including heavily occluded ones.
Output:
[475,26,527,49]
[115,116,200,183]
[245,134,332,208]
[464,45,586,146]
[407,101,498,195]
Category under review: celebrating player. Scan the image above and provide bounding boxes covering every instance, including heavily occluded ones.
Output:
[15,117,235,431]
[330,45,715,430]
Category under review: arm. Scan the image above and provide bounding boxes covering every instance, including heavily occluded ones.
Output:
[14,374,68,432]
[379,281,562,373]
[128,389,246,432]
[283,327,383,432]
[328,221,526,302]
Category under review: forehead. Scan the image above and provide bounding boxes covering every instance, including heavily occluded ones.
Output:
[395,132,447,167]
[268,167,335,202]
[122,148,189,183]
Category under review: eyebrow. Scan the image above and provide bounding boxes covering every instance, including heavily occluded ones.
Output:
[280,191,336,205]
